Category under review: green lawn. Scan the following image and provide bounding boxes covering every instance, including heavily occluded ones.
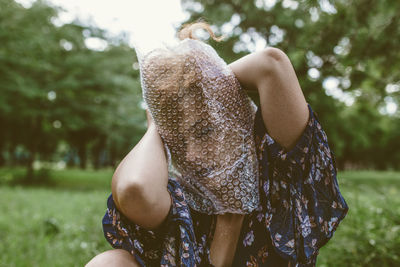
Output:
[0,168,112,267]
[0,168,399,266]
[317,171,400,266]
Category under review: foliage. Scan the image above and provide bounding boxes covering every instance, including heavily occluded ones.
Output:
[0,186,109,267]
[318,170,400,266]
[0,0,399,173]
[181,0,400,169]
[0,0,145,177]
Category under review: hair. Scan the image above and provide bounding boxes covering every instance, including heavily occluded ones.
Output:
[178,20,225,42]
[141,21,224,103]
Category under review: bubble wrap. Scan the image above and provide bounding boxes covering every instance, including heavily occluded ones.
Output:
[139,38,260,214]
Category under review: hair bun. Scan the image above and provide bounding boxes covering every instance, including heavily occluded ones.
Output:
[178,21,225,42]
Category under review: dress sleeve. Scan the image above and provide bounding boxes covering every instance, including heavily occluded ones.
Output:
[101,179,200,266]
[253,103,349,265]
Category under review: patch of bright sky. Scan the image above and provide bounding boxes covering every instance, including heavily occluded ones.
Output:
[254,0,277,11]
[380,96,398,115]
[306,51,323,68]
[308,68,321,81]
[323,77,354,107]
[254,0,335,13]
[334,37,351,56]
[282,0,299,10]
[319,0,337,14]
[15,0,188,53]
[323,77,398,115]
[234,28,267,53]
[221,14,241,38]
[385,84,400,94]
[383,84,399,115]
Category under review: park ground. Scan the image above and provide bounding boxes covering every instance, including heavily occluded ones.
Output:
[0,168,399,266]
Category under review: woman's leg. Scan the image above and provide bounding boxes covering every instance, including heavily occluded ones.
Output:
[85,249,141,267]
[255,48,309,151]
[111,110,172,230]
[229,47,309,151]
[229,49,307,267]
[210,213,245,267]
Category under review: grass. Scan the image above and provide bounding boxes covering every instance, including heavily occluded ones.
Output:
[0,168,112,267]
[0,187,110,267]
[317,170,400,266]
[0,168,399,266]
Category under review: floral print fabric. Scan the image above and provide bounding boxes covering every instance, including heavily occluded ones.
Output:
[102,103,349,266]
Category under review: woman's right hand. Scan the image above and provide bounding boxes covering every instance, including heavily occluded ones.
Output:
[146,109,155,129]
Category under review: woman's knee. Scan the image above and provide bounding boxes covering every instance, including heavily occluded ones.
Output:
[85,249,141,267]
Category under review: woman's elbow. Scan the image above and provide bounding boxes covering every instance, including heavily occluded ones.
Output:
[111,169,145,211]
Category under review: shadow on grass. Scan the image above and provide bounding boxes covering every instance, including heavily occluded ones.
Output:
[9,168,55,186]
[0,167,113,191]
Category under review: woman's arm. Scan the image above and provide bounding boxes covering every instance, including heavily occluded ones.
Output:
[228,47,309,151]
[111,110,172,230]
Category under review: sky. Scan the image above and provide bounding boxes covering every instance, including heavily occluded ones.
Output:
[15,0,188,52]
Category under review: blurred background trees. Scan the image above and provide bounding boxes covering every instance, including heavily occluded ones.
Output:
[0,0,399,179]
[181,0,400,169]
[1,2,399,266]
[0,0,144,178]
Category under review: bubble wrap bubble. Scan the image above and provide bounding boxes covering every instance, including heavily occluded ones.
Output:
[140,38,260,214]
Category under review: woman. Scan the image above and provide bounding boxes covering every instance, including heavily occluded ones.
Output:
[86,22,348,267]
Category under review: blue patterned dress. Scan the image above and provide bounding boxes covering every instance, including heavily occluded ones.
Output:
[102,104,349,266]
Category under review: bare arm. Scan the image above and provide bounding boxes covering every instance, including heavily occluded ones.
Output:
[111,110,172,230]
[228,47,309,151]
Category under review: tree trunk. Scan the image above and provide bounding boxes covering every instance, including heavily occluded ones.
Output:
[78,144,87,169]
[0,148,5,166]
[109,144,118,169]
[91,137,106,170]
[25,151,35,180]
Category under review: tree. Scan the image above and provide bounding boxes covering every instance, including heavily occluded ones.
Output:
[0,0,145,177]
[180,0,400,169]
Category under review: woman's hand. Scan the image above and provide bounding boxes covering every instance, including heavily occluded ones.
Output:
[146,109,155,129]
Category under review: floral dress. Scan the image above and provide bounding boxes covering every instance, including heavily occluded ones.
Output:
[102,103,349,266]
